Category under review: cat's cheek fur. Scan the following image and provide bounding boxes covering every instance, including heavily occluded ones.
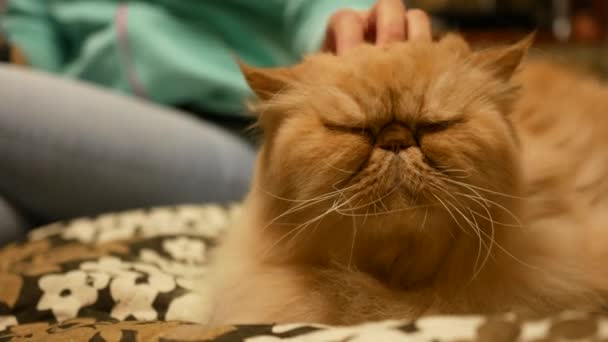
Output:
[422,111,521,197]
[265,117,372,201]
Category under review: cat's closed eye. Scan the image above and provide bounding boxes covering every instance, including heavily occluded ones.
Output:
[322,118,462,145]
[416,118,464,136]
[323,123,374,140]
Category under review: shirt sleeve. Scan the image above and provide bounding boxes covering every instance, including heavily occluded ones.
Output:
[2,0,64,71]
[284,0,377,57]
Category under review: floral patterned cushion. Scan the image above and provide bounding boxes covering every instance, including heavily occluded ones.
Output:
[0,204,607,341]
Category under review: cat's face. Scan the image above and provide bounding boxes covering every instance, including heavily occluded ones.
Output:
[243,34,529,234]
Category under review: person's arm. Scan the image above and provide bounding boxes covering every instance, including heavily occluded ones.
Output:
[1,0,63,71]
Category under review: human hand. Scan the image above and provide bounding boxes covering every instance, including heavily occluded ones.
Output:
[323,0,432,55]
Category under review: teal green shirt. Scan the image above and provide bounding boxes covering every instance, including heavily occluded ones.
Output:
[2,0,375,114]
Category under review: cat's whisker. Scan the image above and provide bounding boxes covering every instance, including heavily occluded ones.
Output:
[433,175,494,209]
[432,187,525,280]
[331,189,365,213]
[471,198,496,281]
[264,196,331,224]
[361,203,371,226]
[257,186,328,203]
[444,197,484,243]
[471,211,523,228]
[421,207,429,230]
[357,156,397,209]
[445,197,490,277]
[433,175,524,230]
[431,169,473,180]
[428,181,511,279]
[475,220,542,273]
[347,200,358,270]
[337,183,397,213]
[335,204,437,217]
[431,180,482,230]
[373,201,381,217]
[285,199,356,245]
[263,221,312,257]
[432,194,471,237]
[287,216,323,249]
[378,196,390,213]
[427,181,467,210]
[258,181,357,205]
[468,208,486,276]
[427,181,483,237]
[428,161,473,174]
[439,181,523,229]
[464,197,524,229]
[457,192,525,229]
[440,177,528,200]
[262,181,366,232]
[336,193,387,215]
[320,154,359,175]
[261,193,340,233]
[426,180,495,272]
[337,166,409,215]
[291,191,362,231]
[264,195,356,256]
[309,211,327,237]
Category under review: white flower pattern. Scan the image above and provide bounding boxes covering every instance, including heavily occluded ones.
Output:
[163,237,206,263]
[48,205,235,244]
[34,245,208,324]
[37,270,110,322]
[23,205,230,327]
[61,218,97,243]
[0,316,18,332]
[247,318,486,342]
[139,249,208,286]
[246,321,410,342]
[80,257,176,321]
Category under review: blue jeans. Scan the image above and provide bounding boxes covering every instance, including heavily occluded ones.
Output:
[0,64,256,245]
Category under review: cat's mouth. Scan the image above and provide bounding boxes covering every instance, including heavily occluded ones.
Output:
[338,147,442,212]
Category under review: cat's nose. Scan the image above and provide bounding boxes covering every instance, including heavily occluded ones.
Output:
[376,123,416,152]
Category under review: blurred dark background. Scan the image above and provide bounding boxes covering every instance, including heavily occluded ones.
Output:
[414,0,608,77]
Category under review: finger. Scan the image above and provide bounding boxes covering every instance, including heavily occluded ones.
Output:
[329,10,366,55]
[406,9,432,41]
[360,10,377,43]
[321,30,336,53]
[374,0,407,45]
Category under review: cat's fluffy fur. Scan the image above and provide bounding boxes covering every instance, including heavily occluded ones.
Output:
[207,34,608,325]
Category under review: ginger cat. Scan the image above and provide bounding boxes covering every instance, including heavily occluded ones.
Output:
[208,34,608,325]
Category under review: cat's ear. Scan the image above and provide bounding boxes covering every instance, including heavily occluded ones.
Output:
[237,60,297,101]
[470,32,535,81]
[439,33,471,56]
